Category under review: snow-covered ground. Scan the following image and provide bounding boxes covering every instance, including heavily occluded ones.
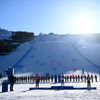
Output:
[0,82,100,100]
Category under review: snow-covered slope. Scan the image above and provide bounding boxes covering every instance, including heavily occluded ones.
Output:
[0,34,100,75]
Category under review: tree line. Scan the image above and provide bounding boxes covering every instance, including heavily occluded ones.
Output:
[0,31,34,56]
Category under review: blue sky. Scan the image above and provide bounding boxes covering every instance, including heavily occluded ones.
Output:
[0,0,100,35]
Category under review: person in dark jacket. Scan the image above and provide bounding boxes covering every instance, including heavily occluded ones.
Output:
[8,75,16,91]
[87,75,91,88]
[94,75,98,82]
[60,74,64,86]
[0,73,2,78]
[35,74,40,88]
[5,68,15,91]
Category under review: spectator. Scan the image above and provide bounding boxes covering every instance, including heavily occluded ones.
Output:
[94,75,98,82]
[60,74,64,86]
[90,75,93,82]
[87,75,91,88]
[0,73,2,78]
[35,74,40,88]
[8,75,16,91]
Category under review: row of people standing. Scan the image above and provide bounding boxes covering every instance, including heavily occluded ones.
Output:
[35,74,97,88]
[14,74,98,84]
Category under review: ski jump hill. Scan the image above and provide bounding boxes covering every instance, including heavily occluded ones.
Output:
[0,34,100,75]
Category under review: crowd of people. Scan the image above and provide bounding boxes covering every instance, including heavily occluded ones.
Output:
[3,67,99,91]
[3,68,98,91]
[14,74,98,84]
[2,72,98,91]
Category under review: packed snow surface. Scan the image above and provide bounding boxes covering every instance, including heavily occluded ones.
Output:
[0,82,100,100]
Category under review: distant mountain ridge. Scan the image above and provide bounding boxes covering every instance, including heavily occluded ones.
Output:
[0,28,34,56]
